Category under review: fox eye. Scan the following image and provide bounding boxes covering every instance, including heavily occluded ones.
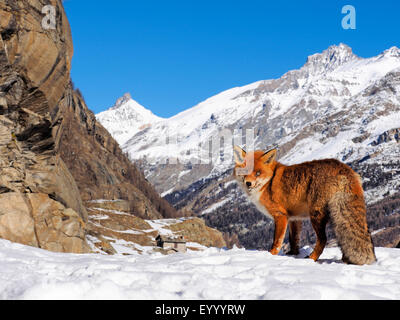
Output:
[256,171,261,176]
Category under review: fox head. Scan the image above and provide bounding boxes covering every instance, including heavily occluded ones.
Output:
[233,146,277,195]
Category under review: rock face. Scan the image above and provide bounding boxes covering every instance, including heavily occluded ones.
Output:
[0,0,179,253]
[0,0,89,252]
[0,0,73,112]
[0,193,38,247]
[0,192,90,253]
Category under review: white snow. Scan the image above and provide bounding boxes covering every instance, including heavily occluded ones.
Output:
[160,187,175,198]
[144,218,187,237]
[201,198,231,215]
[366,112,400,137]
[178,169,191,179]
[87,207,131,216]
[0,239,399,300]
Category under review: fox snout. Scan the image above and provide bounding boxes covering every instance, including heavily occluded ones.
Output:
[245,181,253,188]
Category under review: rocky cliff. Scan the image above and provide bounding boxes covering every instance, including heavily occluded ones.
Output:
[0,0,180,253]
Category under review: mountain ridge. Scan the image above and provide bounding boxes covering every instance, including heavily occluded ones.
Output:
[99,43,400,176]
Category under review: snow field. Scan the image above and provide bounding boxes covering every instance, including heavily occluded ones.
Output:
[0,239,399,300]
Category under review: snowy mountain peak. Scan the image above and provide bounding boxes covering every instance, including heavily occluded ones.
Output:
[108,93,157,118]
[96,94,163,145]
[111,92,133,110]
[303,43,358,74]
[382,46,400,58]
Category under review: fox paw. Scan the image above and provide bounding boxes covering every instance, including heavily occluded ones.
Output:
[269,248,280,255]
[286,249,300,256]
[306,252,319,262]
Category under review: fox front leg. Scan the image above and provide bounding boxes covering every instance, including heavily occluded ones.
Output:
[269,215,288,255]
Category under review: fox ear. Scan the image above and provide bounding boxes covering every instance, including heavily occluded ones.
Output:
[233,145,246,164]
[260,149,277,164]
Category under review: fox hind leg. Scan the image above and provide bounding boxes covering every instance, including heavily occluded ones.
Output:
[287,220,302,255]
[308,212,329,262]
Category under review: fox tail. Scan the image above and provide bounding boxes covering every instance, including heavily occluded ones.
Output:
[328,192,376,265]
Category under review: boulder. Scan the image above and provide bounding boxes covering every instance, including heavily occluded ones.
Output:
[0,192,90,253]
[0,193,38,247]
[28,193,90,253]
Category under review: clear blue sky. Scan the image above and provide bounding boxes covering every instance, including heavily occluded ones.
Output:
[63,0,400,117]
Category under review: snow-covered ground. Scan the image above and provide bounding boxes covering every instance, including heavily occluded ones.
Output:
[0,239,399,300]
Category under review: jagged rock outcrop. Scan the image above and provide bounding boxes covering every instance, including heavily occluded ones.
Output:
[0,0,90,252]
[0,0,73,112]
[0,0,179,253]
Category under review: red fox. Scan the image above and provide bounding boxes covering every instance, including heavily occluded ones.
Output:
[233,146,376,265]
